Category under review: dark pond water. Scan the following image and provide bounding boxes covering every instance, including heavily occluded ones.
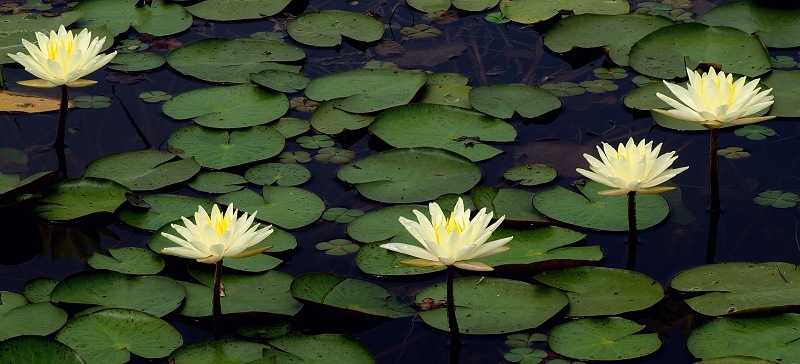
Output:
[2,0,799,363]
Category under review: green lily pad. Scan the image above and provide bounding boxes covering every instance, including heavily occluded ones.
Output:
[580,79,619,93]
[55,308,183,364]
[297,135,334,149]
[217,186,324,229]
[347,204,427,243]
[139,91,171,103]
[23,277,58,303]
[544,13,674,66]
[356,240,447,277]
[761,70,800,118]
[417,276,568,334]
[0,171,55,196]
[408,0,499,12]
[0,12,83,64]
[0,336,84,364]
[698,0,800,49]
[337,147,482,203]
[304,68,427,113]
[250,69,310,94]
[188,172,247,194]
[163,85,288,129]
[168,339,271,363]
[167,125,285,169]
[548,317,661,361]
[427,73,470,85]
[415,84,472,109]
[36,178,131,221]
[116,194,216,231]
[310,100,375,134]
[316,239,360,255]
[628,22,770,79]
[290,272,415,318]
[322,207,364,224]
[185,0,292,20]
[469,84,561,119]
[167,38,305,83]
[0,302,67,340]
[670,262,800,316]
[74,0,191,37]
[50,270,185,317]
[83,150,200,191]
[503,164,557,186]
[73,96,111,109]
[718,147,750,160]
[541,82,585,97]
[287,10,384,47]
[268,334,375,364]
[86,247,165,275]
[535,266,664,316]
[470,187,549,223]
[272,117,311,138]
[735,125,775,140]
[501,0,630,24]
[688,314,800,363]
[475,226,601,270]
[244,163,311,187]
[106,52,165,72]
[0,292,27,316]
[754,191,800,209]
[369,104,516,162]
[314,147,355,163]
[532,180,670,231]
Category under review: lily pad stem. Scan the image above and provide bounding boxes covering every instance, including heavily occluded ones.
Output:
[709,128,720,213]
[446,266,461,364]
[626,191,638,270]
[213,259,223,340]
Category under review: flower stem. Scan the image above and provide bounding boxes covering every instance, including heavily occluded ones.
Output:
[709,128,720,213]
[626,191,638,270]
[446,266,461,364]
[212,260,223,340]
[56,85,68,177]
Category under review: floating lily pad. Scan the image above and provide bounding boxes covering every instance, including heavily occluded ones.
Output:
[23,277,58,303]
[73,96,110,109]
[279,151,312,164]
[139,91,171,103]
[761,70,800,118]
[535,266,664,316]
[415,83,472,109]
[244,163,311,187]
[469,84,561,119]
[688,314,800,363]
[305,68,427,113]
[629,23,770,79]
[74,0,191,37]
[188,172,247,194]
[0,12,83,64]
[476,226,601,270]
[250,69,310,93]
[501,0,630,24]
[268,334,375,364]
[671,262,800,316]
[185,0,292,20]
[417,276,568,334]
[718,147,750,160]
[167,125,285,169]
[548,317,661,361]
[470,187,548,223]
[0,302,67,340]
[698,0,800,48]
[36,178,131,221]
[503,164,557,186]
[217,186,324,229]
[0,170,55,196]
[107,52,165,72]
[272,117,311,138]
[163,85,288,129]
[322,207,364,224]
[50,270,185,317]
[544,13,673,66]
[337,148,482,203]
[316,239,360,255]
[369,104,516,162]
[83,150,200,191]
[735,125,775,140]
[532,180,670,231]
[55,308,183,364]
[287,10,384,47]
[347,204,427,243]
[86,247,165,275]
[408,0,499,12]
[310,100,375,134]
[0,336,84,364]
[754,191,800,209]
[541,82,585,97]
[290,272,415,318]
[116,194,216,231]
[297,135,334,149]
[356,240,447,277]
[168,339,271,363]
[167,38,305,83]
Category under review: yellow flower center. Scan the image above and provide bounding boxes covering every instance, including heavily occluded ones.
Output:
[208,214,231,237]
[47,37,74,61]
[433,211,467,244]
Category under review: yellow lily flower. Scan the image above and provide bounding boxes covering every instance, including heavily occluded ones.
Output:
[380,198,512,271]
[161,204,273,264]
[576,138,688,196]
[653,67,775,129]
[7,25,117,88]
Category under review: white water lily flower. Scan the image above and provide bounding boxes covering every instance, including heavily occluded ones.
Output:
[7,25,117,88]
[653,67,775,129]
[161,204,273,264]
[380,198,512,272]
[576,138,688,196]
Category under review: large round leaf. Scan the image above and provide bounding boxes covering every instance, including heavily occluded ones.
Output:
[369,104,516,162]
[244,163,311,187]
[167,125,285,169]
[548,317,661,361]
[268,334,375,364]
[534,266,664,316]
[762,70,800,118]
[698,0,800,48]
[476,226,601,270]
[629,23,770,79]
[688,314,800,363]
[217,186,324,229]
[347,204,426,243]
[417,276,568,334]
[74,0,191,37]
[116,194,216,231]
[0,336,84,364]
[185,0,292,20]
[188,172,248,194]
[168,339,271,363]
[501,0,629,24]
[23,277,58,303]
[0,302,67,340]
[310,100,375,134]
[55,308,183,364]
[162,85,288,129]
[470,186,549,223]
[304,69,427,113]
[532,180,670,231]
[36,178,131,221]
[167,38,305,83]
[671,262,800,316]
[287,10,385,47]
[250,69,310,94]
[83,150,200,191]
[356,237,447,277]
[106,52,165,72]
[469,84,561,119]
[337,147,482,203]
[86,248,165,275]
[50,270,185,317]
[290,273,415,318]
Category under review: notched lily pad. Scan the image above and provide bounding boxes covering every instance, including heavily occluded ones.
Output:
[475,226,600,271]
[469,84,561,119]
[185,0,292,21]
[83,150,200,191]
[0,336,84,364]
[304,68,427,114]
[501,0,629,24]
[548,317,661,361]
[470,186,549,223]
[503,164,557,186]
[36,178,131,221]
[688,314,800,363]
[287,10,384,47]
[290,272,415,318]
[167,125,285,170]
[163,85,288,129]
[217,186,324,229]
[86,247,165,275]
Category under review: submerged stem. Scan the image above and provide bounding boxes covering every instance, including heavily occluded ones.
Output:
[446,266,461,364]
[213,260,223,340]
[709,128,720,213]
[56,85,68,177]
[626,191,638,270]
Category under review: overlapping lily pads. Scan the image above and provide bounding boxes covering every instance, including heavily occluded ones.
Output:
[162,85,288,128]
[116,194,216,231]
[688,314,800,363]
[245,163,311,186]
[0,302,67,340]
[469,84,561,119]
[337,148,482,203]
[168,339,271,363]
[470,187,549,223]
[185,0,292,20]
[0,336,84,364]
[476,226,601,270]
[268,334,375,363]
[167,125,285,169]
[356,239,447,277]
[761,70,800,118]
[310,100,375,134]
[501,0,629,24]
[290,273,415,318]
[698,0,800,48]
[287,10,384,47]
[250,69,310,93]
[407,0,499,12]
[83,150,200,191]
[36,178,131,221]
[304,69,427,113]
[548,317,661,361]
[671,262,800,316]
[347,204,426,243]
[86,248,165,275]
[73,0,192,37]
[369,104,516,161]
[216,186,324,229]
